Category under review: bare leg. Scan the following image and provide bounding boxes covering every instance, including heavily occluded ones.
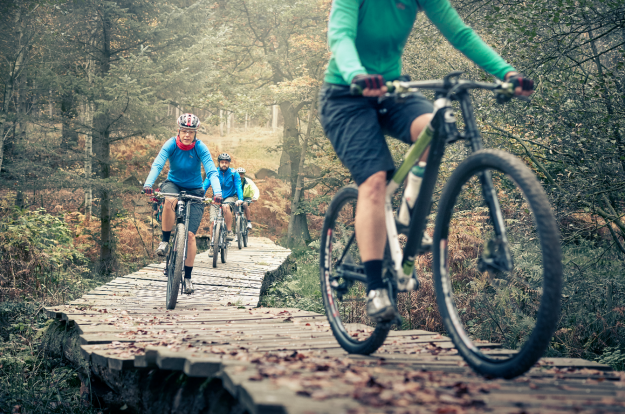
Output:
[355,171,387,261]
[356,113,433,262]
[244,204,251,221]
[224,205,233,231]
[162,197,176,232]
[411,114,433,159]
[185,231,196,266]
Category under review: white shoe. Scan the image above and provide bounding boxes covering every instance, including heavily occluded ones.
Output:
[156,241,169,257]
[184,279,194,294]
[247,222,252,229]
[366,289,397,322]
[208,246,213,257]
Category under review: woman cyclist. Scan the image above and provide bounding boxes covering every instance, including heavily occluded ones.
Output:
[319,0,534,321]
[143,114,222,294]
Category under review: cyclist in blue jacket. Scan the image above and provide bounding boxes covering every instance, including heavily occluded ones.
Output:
[203,153,243,243]
[143,114,222,294]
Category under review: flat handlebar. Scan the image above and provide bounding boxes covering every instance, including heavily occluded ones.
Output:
[349,72,530,102]
[150,191,213,204]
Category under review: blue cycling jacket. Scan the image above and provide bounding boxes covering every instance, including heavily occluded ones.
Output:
[203,167,243,200]
[144,138,222,195]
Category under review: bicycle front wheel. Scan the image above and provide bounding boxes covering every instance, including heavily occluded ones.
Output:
[433,149,562,378]
[319,185,393,355]
[236,216,243,249]
[166,223,186,309]
[212,222,221,268]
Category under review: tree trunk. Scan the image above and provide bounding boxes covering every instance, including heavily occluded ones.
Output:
[589,30,625,173]
[61,92,78,150]
[286,102,315,247]
[272,105,279,132]
[94,12,114,272]
[219,109,224,136]
[85,101,93,220]
[279,101,301,197]
[0,7,26,174]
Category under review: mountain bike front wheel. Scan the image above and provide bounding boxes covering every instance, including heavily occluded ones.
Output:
[212,222,221,268]
[166,223,186,310]
[319,185,394,355]
[433,149,562,379]
[236,216,243,249]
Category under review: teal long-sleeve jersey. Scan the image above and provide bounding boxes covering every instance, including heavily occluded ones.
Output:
[324,0,516,85]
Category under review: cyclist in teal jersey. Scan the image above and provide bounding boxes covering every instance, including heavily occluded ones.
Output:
[319,0,534,321]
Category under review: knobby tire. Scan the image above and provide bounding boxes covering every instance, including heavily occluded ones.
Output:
[237,216,243,249]
[432,149,562,379]
[166,223,186,309]
[221,237,227,263]
[213,222,221,268]
[320,185,392,355]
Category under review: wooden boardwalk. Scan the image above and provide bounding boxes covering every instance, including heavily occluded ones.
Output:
[46,237,625,413]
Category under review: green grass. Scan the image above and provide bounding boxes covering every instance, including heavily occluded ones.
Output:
[0,303,97,414]
[259,245,324,314]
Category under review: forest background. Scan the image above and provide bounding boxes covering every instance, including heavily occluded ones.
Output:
[0,0,624,409]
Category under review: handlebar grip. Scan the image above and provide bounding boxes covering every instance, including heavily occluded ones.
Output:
[349,83,363,96]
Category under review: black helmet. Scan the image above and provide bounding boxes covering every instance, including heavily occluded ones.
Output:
[217,153,231,162]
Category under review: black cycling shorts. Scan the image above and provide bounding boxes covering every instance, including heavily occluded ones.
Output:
[160,180,205,234]
[318,82,433,186]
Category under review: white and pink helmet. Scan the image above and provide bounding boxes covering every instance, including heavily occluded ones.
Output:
[177,113,201,130]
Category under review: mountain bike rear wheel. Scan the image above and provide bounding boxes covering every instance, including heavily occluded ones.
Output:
[433,149,562,378]
[166,223,186,309]
[319,185,394,355]
[212,222,221,268]
[236,216,243,249]
[243,221,248,247]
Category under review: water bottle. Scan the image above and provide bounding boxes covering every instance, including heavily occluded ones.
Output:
[397,161,426,226]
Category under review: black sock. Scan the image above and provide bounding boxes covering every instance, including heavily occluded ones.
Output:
[162,231,171,243]
[364,260,384,292]
[184,266,192,279]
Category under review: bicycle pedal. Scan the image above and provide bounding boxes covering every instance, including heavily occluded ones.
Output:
[397,274,420,292]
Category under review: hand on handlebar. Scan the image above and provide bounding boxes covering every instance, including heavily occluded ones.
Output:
[235,200,243,206]
[143,187,153,196]
[505,73,534,97]
[350,74,387,97]
[213,195,223,204]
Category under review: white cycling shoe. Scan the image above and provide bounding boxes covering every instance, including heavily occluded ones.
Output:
[366,288,397,322]
[156,241,169,257]
[247,222,252,229]
[184,279,194,294]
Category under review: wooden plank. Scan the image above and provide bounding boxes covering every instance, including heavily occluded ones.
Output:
[44,237,624,414]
